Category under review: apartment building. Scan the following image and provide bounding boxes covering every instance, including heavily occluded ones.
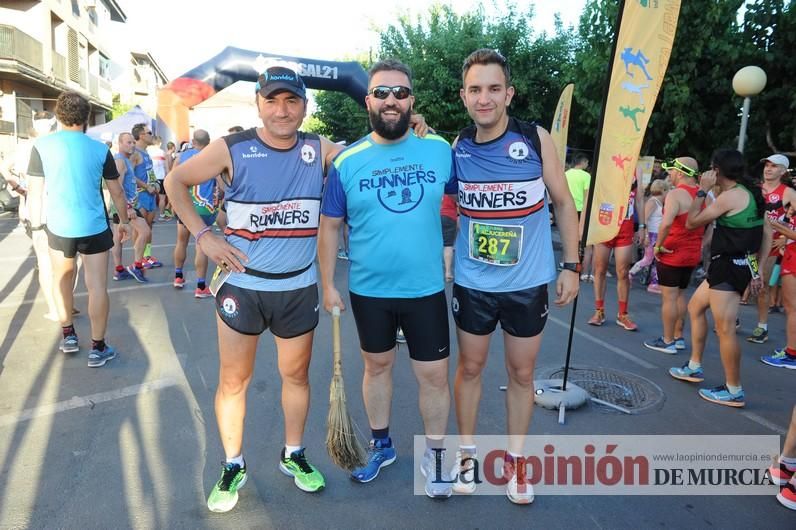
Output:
[0,0,126,158]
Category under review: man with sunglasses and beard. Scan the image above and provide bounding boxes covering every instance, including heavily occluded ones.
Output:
[319,59,457,499]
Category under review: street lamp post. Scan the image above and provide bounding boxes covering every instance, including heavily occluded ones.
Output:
[732,66,767,153]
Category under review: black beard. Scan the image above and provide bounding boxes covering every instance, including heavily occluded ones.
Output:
[369,106,411,140]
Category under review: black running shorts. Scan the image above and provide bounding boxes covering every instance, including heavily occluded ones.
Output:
[46,227,114,258]
[215,282,319,338]
[707,256,752,295]
[656,262,694,290]
[349,290,450,362]
[452,283,548,338]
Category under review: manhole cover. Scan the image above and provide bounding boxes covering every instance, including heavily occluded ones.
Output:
[544,367,665,414]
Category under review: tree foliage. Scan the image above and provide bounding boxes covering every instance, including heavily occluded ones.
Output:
[310,0,795,164]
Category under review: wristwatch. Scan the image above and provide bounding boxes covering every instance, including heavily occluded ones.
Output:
[561,262,582,273]
[696,189,708,198]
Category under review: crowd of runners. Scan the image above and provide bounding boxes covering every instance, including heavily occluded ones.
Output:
[3,49,795,513]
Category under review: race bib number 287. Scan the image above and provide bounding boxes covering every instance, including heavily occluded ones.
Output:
[469,222,523,266]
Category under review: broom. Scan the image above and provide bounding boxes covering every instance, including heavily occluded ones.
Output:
[326,305,366,470]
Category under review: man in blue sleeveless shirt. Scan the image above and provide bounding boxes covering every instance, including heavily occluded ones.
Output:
[319,59,457,499]
[131,123,162,268]
[166,66,342,513]
[171,129,220,298]
[26,91,131,367]
[449,49,580,504]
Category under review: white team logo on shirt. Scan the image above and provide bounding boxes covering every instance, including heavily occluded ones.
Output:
[508,141,529,160]
[301,144,316,164]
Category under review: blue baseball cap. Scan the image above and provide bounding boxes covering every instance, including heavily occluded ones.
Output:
[255,66,306,99]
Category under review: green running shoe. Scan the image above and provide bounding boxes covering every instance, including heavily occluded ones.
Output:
[207,462,247,513]
[279,448,325,492]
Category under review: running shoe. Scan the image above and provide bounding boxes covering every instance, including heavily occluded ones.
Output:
[616,313,638,331]
[778,480,796,511]
[769,462,796,486]
[736,317,741,329]
[59,334,79,353]
[396,328,407,344]
[644,337,677,354]
[113,269,132,281]
[279,448,325,492]
[587,309,605,326]
[421,447,452,499]
[126,265,148,283]
[504,453,534,505]
[207,462,247,513]
[146,256,163,268]
[746,326,768,344]
[350,438,397,483]
[173,277,185,289]
[449,450,478,494]
[698,384,745,408]
[87,344,117,367]
[646,283,662,294]
[761,351,796,369]
[769,305,782,314]
[669,363,704,383]
[674,337,686,350]
[195,287,213,299]
[337,248,349,260]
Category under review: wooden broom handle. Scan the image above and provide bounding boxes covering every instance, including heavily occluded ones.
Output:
[332,306,342,375]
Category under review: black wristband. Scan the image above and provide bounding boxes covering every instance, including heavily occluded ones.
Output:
[696,189,708,198]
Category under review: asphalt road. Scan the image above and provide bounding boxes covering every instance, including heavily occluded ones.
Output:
[0,213,793,529]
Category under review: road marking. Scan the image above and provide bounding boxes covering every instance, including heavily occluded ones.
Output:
[0,281,177,309]
[547,315,657,369]
[0,377,180,427]
[741,411,787,435]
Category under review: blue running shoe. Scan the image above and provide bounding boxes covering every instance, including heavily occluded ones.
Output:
[350,438,396,483]
[674,337,686,350]
[87,344,117,367]
[698,384,745,408]
[88,344,116,368]
[146,256,163,268]
[59,334,79,353]
[126,265,148,283]
[761,350,796,369]
[113,268,132,281]
[644,337,677,354]
[669,363,704,383]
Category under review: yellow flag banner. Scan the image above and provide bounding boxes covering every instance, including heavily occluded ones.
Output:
[550,83,574,165]
[586,0,681,245]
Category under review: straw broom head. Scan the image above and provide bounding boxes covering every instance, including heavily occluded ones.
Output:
[326,306,366,470]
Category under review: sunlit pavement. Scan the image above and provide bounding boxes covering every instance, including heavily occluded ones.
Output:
[0,213,793,528]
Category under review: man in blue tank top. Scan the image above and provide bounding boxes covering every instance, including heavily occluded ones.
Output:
[25,91,131,367]
[109,132,150,283]
[166,66,343,513]
[131,123,162,268]
[448,49,580,504]
[170,129,220,298]
[319,59,457,499]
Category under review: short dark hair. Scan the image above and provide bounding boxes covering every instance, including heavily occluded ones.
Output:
[369,59,413,87]
[573,154,589,167]
[462,48,511,86]
[227,125,244,133]
[131,123,148,141]
[55,91,91,126]
[193,129,210,147]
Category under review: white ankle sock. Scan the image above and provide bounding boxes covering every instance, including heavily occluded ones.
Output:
[757,322,768,331]
[779,455,796,468]
[688,360,701,370]
[285,444,302,457]
[726,384,742,395]
[226,454,244,467]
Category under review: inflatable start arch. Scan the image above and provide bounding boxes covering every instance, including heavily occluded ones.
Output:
[157,47,368,142]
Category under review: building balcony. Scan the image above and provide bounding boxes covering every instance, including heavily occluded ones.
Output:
[0,24,43,72]
[53,51,67,83]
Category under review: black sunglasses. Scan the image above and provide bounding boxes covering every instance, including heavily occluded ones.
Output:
[369,86,412,100]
